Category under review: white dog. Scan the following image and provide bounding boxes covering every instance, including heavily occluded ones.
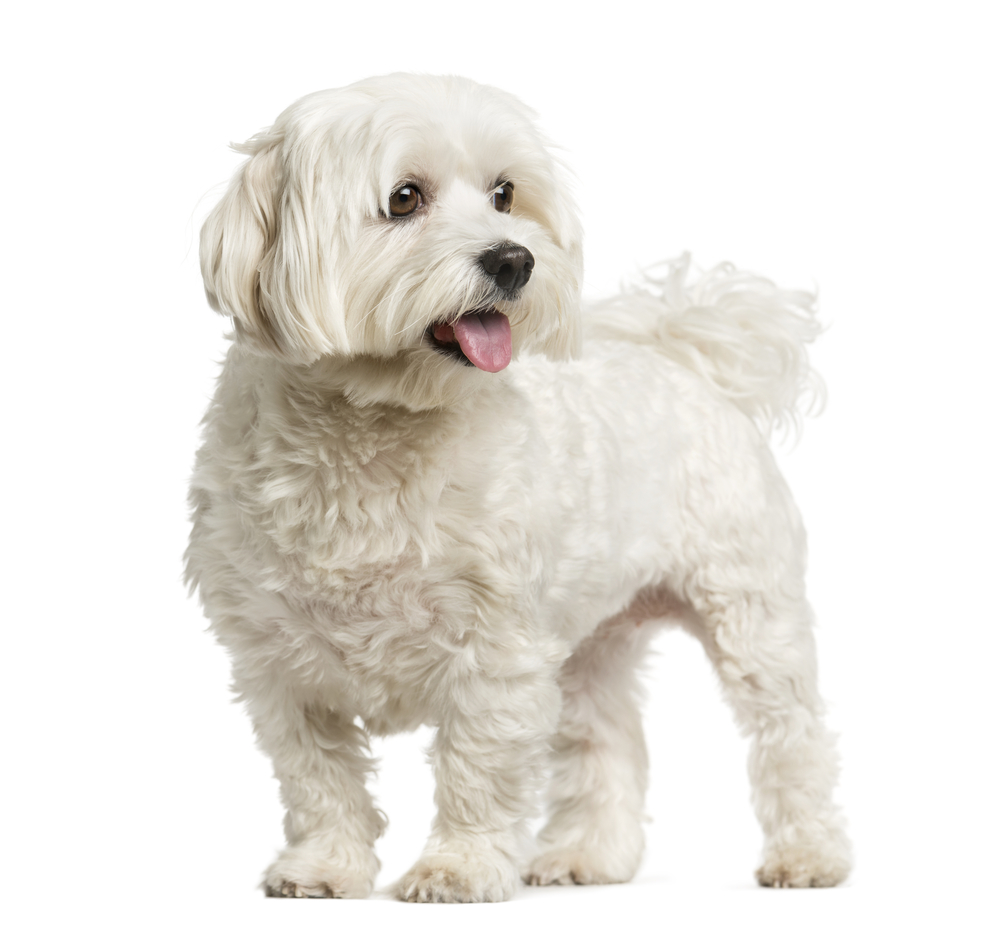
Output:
[187,73,851,902]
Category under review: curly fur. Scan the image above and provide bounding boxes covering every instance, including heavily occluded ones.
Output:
[187,73,850,902]
[585,254,825,437]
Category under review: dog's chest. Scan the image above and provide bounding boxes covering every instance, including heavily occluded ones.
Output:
[246,428,548,725]
[227,377,541,608]
[193,387,548,725]
[248,422,445,587]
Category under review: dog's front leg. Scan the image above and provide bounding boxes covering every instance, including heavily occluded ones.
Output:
[398,669,561,903]
[250,696,385,898]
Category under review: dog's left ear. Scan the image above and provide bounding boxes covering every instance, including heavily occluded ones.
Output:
[200,133,346,362]
[522,172,585,362]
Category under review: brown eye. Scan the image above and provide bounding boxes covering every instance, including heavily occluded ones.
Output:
[491,181,514,214]
[388,184,423,217]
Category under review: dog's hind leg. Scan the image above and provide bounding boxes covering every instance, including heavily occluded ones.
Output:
[525,614,659,886]
[690,585,852,887]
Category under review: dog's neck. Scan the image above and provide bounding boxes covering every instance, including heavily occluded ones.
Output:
[297,349,500,413]
[224,346,507,471]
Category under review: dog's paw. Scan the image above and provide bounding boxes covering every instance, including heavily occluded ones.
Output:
[398,848,518,903]
[263,843,378,899]
[756,824,852,888]
[524,847,638,886]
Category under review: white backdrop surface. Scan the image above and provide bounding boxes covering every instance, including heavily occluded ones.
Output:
[3,2,998,927]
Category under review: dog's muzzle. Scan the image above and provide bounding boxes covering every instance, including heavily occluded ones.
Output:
[426,243,533,372]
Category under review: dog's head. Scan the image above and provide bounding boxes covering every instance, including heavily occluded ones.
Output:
[201,74,582,407]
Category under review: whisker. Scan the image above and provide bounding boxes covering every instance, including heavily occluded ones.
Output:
[357,290,395,328]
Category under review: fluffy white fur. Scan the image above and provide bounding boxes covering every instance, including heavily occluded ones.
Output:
[187,73,851,902]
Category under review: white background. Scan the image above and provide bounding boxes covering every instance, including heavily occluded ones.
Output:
[3,1,998,928]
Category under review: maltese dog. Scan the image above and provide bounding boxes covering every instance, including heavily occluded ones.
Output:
[187,73,851,902]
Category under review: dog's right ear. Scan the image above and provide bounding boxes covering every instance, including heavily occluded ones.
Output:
[199,135,336,362]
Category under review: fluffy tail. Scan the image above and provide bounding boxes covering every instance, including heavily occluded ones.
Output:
[584,254,825,437]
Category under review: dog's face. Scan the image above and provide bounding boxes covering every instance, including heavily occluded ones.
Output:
[201,74,583,406]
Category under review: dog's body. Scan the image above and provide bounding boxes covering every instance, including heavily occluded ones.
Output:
[187,74,850,902]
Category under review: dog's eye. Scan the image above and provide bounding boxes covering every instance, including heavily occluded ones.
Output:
[388,184,423,217]
[491,181,514,214]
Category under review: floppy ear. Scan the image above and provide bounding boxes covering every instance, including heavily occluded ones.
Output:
[200,135,339,361]
[539,222,584,363]
[523,167,585,363]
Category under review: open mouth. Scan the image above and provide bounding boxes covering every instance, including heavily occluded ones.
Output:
[427,308,512,372]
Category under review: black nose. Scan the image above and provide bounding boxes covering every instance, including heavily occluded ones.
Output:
[480,243,534,292]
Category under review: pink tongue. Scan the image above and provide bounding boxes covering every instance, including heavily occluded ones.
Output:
[453,311,512,372]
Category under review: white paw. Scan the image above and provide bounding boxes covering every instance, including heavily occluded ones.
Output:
[263,843,378,899]
[524,847,638,886]
[756,823,852,888]
[398,848,518,903]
